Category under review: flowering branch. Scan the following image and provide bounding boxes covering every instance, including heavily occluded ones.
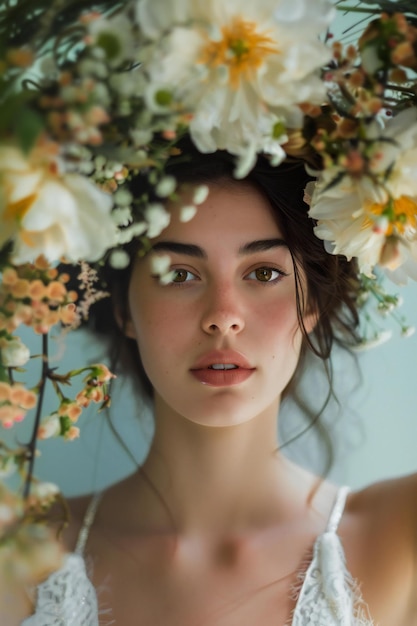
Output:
[23,333,48,500]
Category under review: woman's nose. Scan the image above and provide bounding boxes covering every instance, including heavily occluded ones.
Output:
[200,284,245,336]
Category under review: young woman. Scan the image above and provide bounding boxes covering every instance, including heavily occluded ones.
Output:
[11,146,417,625]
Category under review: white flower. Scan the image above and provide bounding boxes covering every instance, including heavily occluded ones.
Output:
[402,325,416,338]
[109,249,130,269]
[0,144,118,264]
[31,482,60,504]
[309,109,417,277]
[155,176,177,198]
[136,0,334,168]
[114,189,133,207]
[112,207,132,226]
[180,205,197,222]
[38,413,61,440]
[193,184,210,205]
[85,12,136,67]
[116,221,148,245]
[150,254,176,284]
[0,337,30,367]
[144,203,171,238]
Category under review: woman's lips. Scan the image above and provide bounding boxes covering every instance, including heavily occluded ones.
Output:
[190,367,254,386]
[190,350,255,386]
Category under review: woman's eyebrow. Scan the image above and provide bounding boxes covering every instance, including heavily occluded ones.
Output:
[151,238,288,259]
[152,241,206,258]
[239,238,288,254]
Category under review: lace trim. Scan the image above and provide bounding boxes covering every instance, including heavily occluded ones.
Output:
[289,532,374,626]
[21,553,114,626]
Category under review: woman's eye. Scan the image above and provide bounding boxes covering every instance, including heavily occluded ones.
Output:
[247,267,283,283]
[171,269,196,283]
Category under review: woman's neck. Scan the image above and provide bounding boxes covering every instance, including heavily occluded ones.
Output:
[131,401,314,534]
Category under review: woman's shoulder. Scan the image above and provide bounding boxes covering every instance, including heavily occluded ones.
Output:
[347,472,417,554]
[349,472,417,526]
[343,473,417,625]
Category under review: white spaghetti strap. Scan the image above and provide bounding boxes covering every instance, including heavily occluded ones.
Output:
[75,492,103,556]
[325,486,350,534]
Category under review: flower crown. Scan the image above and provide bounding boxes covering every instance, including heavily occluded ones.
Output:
[0,0,417,585]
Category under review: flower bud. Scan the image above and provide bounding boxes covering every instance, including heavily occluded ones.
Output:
[0,338,30,367]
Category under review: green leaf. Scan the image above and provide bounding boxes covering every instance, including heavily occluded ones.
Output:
[15,108,44,153]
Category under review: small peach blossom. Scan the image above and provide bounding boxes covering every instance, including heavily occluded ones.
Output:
[9,385,28,406]
[391,41,414,65]
[0,382,11,402]
[2,268,18,286]
[65,426,80,441]
[33,323,50,335]
[10,279,30,298]
[45,311,60,327]
[76,391,90,408]
[93,364,115,383]
[88,387,104,403]
[34,255,50,270]
[58,402,82,422]
[67,290,78,302]
[0,405,25,428]
[60,304,78,325]
[68,405,82,422]
[162,129,177,141]
[85,105,110,126]
[21,390,37,410]
[28,280,46,299]
[32,301,50,319]
[46,281,67,303]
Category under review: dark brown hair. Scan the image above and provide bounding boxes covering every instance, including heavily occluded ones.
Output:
[88,138,361,406]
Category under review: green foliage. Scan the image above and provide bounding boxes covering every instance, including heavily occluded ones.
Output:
[0,0,125,50]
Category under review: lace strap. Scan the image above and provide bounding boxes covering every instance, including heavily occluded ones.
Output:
[75,493,102,556]
[325,486,350,534]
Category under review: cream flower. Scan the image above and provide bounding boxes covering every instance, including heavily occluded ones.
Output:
[136,0,334,174]
[0,337,30,367]
[83,12,137,67]
[0,144,117,264]
[309,109,417,277]
[144,203,171,238]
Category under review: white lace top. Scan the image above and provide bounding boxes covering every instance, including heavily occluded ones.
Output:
[22,486,374,626]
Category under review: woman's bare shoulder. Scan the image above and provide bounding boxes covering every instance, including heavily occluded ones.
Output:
[349,472,417,522]
[344,473,417,624]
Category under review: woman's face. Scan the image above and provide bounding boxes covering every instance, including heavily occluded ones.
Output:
[126,181,315,427]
